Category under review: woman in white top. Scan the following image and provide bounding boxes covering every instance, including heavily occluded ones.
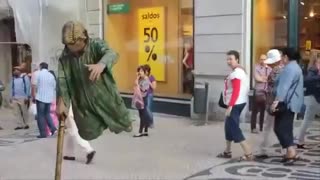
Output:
[217,50,253,161]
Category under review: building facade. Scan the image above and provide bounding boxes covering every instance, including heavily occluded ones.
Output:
[1,0,318,118]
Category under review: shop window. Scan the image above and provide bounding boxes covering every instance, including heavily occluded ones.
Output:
[252,0,288,64]
[103,0,194,98]
[299,0,320,69]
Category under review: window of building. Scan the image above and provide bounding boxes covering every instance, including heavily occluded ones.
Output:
[103,0,194,98]
[299,0,320,68]
[252,0,288,64]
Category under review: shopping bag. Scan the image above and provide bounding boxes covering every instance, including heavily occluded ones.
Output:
[131,85,144,110]
[29,103,37,116]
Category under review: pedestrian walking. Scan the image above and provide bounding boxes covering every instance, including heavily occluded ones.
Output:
[251,54,272,133]
[63,105,96,164]
[217,50,253,161]
[255,49,285,158]
[271,48,304,165]
[44,70,59,136]
[35,62,57,138]
[11,65,31,130]
[296,56,320,149]
[144,64,156,128]
[0,79,5,109]
[133,66,151,137]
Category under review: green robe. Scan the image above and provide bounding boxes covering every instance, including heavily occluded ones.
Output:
[57,38,132,140]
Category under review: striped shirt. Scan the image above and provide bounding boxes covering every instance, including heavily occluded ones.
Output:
[36,69,56,103]
[11,75,31,99]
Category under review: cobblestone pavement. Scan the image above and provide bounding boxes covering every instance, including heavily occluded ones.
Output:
[0,108,319,179]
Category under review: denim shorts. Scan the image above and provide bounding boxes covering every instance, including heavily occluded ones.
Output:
[224,103,246,143]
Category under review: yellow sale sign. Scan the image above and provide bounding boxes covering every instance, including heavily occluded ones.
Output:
[138,7,166,81]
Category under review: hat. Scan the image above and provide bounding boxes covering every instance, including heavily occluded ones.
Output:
[62,21,87,45]
[264,49,281,64]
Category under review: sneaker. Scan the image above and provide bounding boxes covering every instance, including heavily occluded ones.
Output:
[24,125,29,129]
[14,127,23,130]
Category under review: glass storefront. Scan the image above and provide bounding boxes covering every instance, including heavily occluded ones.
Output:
[252,0,288,64]
[103,0,194,98]
[299,0,320,69]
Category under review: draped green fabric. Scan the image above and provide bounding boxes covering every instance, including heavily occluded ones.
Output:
[57,38,132,140]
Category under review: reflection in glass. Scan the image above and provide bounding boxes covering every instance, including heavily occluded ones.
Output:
[252,0,288,63]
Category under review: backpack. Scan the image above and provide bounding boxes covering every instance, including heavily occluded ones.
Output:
[12,75,28,96]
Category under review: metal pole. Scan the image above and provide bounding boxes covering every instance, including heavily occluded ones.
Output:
[204,83,209,125]
[54,115,66,180]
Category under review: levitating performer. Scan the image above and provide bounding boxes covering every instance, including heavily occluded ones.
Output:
[56,21,132,161]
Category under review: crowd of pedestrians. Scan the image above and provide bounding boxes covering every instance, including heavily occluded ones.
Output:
[218,47,320,166]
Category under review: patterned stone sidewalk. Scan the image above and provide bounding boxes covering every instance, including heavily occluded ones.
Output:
[0,107,319,179]
[186,127,320,180]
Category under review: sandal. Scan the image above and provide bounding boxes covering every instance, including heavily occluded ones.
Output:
[255,154,269,159]
[217,151,232,158]
[239,153,254,162]
[283,154,300,166]
[297,144,310,149]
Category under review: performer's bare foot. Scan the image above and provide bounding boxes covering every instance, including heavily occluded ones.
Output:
[63,156,76,161]
[86,151,96,164]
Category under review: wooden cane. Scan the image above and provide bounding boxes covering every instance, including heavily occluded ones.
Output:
[55,114,66,180]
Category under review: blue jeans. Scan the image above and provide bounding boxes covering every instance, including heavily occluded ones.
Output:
[138,96,150,133]
[225,103,246,143]
[147,93,154,126]
[36,100,56,137]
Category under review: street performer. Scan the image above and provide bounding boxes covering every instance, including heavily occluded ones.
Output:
[56,21,132,142]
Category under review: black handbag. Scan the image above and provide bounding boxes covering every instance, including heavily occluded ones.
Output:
[268,78,300,116]
[219,92,228,109]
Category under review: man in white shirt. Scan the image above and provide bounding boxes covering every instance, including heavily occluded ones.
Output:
[34,62,57,138]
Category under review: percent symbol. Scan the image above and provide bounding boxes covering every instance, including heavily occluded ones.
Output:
[145,45,157,61]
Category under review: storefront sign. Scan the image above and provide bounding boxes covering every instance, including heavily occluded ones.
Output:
[107,3,130,14]
[138,7,166,81]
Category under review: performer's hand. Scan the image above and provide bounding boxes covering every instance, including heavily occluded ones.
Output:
[85,63,105,81]
[56,97,68,119]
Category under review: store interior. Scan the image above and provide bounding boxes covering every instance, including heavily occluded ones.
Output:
[104,0,194,98]
[299,0,320,66]
[252,0,320,66]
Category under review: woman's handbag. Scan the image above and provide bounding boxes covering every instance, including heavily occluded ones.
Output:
[268,78,300,116]
[218,92,228,109]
